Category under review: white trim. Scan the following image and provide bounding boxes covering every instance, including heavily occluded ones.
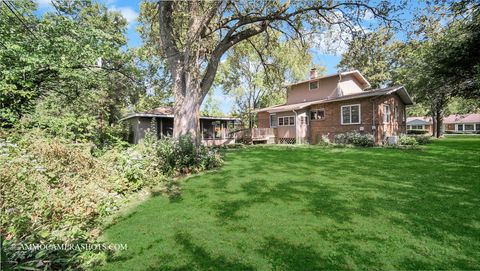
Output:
[341,104,361,125]
[269,114,277,128]
[278,115,295,126]
[310,108,325,120]
[383,104,391,123]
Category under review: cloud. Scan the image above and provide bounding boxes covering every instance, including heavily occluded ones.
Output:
[110,6,139,25]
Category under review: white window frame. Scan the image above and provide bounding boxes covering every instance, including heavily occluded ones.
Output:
[309,80,319,90]
[476,123,480,131]
[278,116,295,127]
[464,124,475,131]
[411,125,424,130]
[341,104,361,125]
[269,114,277,128]
[457,124,463,131]
[310,108,325,120]
[383,104,391,123]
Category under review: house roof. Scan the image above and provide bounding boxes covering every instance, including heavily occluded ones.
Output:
[406,114,480,125]
[120,105,241,121]
[284,70,371,89]
[443,113,480,124]
[406,116,432,125]
[255,86,414,113]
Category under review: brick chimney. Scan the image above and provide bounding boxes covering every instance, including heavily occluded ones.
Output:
[309,68,317,79]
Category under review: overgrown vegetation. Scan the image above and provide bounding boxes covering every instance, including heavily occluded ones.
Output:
[0,130,223,270]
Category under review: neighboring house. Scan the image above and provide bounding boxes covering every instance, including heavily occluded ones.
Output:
[406,116,433,134]
[121,106,240,145]
[444,114,480,132]
[406,114,480,134]
[256,69,414,144]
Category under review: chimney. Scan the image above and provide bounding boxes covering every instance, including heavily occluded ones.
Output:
[309,68,317,79]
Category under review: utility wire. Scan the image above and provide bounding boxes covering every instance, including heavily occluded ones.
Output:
[2,0,38,39]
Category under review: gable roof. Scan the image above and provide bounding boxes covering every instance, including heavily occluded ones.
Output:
[120,106,240,121]
[284,70,371,89]
[407,116,432,125]
[256,86,413,113]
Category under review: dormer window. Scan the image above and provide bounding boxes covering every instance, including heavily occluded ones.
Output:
[309,80,318,90]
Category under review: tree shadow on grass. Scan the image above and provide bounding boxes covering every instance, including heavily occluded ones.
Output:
[163,231,256,271]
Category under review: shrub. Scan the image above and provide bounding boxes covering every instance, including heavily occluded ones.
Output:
[334,131,375,147]
[399,135,418,146]
[315,134,331,146]
[407,129,429,135]
[414,135,432,145]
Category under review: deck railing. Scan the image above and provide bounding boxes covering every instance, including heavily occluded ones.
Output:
[234,128,275,143]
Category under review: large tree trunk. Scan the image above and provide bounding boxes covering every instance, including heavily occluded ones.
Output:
[171,69,204,143]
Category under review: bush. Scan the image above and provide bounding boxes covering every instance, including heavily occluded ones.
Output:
[414,135,432,145]
[399,135,418,146]
[141,134,224,175]
[407,129,429,135]
[315,134,331,146]
[334,131,375,147]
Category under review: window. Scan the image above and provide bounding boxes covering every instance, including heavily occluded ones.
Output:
[395,106,399,119]
[309,80,318,90]
[457,124,463,131]
[341,104,361,125]
[383,104,391,123]
[464,124,474,131]
[476,124,480,131]
[300,116,308,125]
[270,114,277,127]
[278,116,295,126]
[411,125,424,130]
[310,109,325,120]
[407,125,411,130]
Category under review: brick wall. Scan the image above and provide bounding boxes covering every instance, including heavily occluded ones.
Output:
[310,97,375,144]
[310,93,407,144]
[257,111,270,128]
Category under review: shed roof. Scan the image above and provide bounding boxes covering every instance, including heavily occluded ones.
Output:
[120,106,240,121]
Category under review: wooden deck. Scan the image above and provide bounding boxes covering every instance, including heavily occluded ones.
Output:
[235,128,276,144]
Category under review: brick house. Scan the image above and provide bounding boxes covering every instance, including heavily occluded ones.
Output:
[256,69,414,144]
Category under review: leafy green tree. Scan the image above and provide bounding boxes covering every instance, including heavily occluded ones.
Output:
[217,34,315,128]
[338,28,398,89]
[0,0,142,132]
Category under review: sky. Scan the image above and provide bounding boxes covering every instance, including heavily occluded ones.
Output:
[34,0,402,115]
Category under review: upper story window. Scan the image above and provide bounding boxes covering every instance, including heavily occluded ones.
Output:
[383,104,391,123]
[269,114,277,127]
[341,104,361,125]
[310,109,325,120]
[309,80,318,90]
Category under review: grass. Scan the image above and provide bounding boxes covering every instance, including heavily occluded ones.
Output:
[96,136,480,270]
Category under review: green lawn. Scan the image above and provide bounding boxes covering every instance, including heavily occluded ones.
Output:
[96,137,480,270]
